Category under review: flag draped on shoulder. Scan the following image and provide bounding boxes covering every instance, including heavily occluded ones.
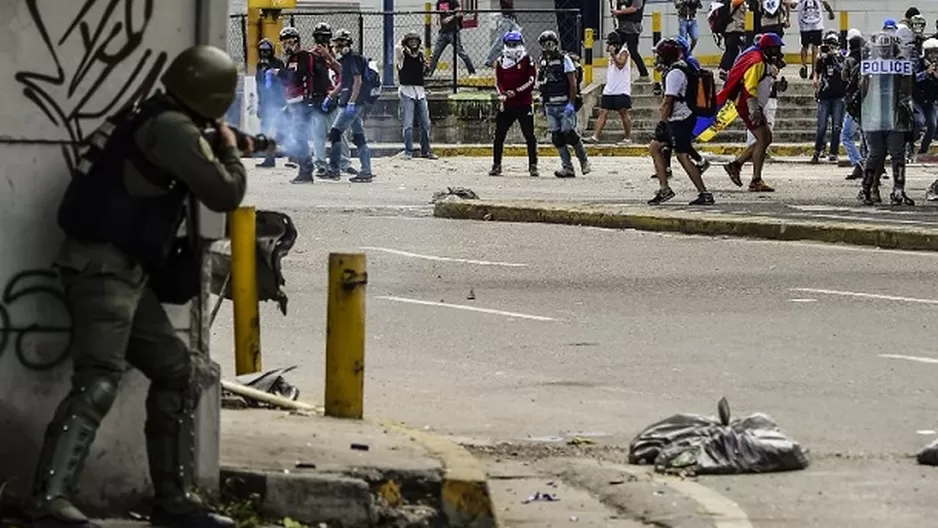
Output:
[693,46,765,142]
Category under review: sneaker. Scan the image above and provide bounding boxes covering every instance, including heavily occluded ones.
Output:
[689,192,715,205]
[529,165,539,177]
[828,154,838,163]
[323,169,341,180]
[723,162,743,187]
[845,165,863,180]
[256,157,276,168]
[421,151,439,160]
[748,180,775,192]
[580,160,592,175]
[890,190,915,206]
[489,164,502,176]
[858,188,874,206]
[554,167,576,178]
[647,187,676,205]
[350,172,374,183]
[799,65,808,79]
[344,167,359,175]
[651,82,662,96]
[809,152,820,164]
[402,150,414,160]
[697,158,711,174]
[618,138,633,146]
[315,167,327,178]
[583,136,600,144]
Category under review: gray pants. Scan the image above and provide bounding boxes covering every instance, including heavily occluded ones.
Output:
[429,31,476,76]
[864,130,906,191]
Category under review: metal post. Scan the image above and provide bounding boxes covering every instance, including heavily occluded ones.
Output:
[383,0,395,87]
[652,12,662,86]
[452,30,458,93]
[424,2,433,58]
[230,206,262,375]
[745,10,755,47]
[839,11,849,50]
[324,253,368,419]
[358,13,365,55]
[584,28,594,85]
[240,15,248,71]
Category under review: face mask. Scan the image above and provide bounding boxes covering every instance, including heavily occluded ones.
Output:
[407,40,420,51]
[503,45,525,62]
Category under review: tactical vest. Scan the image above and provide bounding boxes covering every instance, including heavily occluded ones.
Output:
[310,54,332,98]
[539,54,569,104]
[399,52,425,86]
[57,95,191,272]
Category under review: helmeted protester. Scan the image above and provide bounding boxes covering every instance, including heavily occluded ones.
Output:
[490,30,538,177]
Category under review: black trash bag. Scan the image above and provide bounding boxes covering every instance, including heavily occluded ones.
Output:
[917,438,938,466]
[628,397,810,475]
[210,210,297,315]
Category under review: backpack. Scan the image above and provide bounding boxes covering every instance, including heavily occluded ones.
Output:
[360,56,382,103]
[675,62,718,117]
[708,2,738,35]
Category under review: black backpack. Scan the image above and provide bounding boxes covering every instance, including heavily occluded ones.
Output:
[708,2,739,35]
[674,62,718,118]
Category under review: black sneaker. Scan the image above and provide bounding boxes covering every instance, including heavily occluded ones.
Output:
[290,174,313,184]
[554,168,576,178]
[255,157,276,168]
[890,190,915,206]
[529,165,539,177]
[350,172,374,183]
[647,187,675,205]
[315,167,327,178]
[697,159,711,174]
[489,164,502,176]
[421,152,439,160]
[809,152,820,164]
[344,167,359,175]
[323,169,341,180]
[799,65,808,79]
[689,192,715,205]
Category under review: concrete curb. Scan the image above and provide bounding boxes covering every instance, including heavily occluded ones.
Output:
[412,143,817,158]
[433,201,938,251]
[384,422,498,528]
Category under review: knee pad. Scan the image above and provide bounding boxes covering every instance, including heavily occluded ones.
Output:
[550,131,565,148]
[563,129,580,146]
[328,128,343,143]
[72,372,121,420]
[352,133,367,148]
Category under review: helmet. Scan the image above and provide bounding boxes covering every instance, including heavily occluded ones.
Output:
[605,31,622,47]
[160,45,238,120]
[910,14,927,35]
[403,31,422,47]
[332,28,353,45]
[503,30,523,45]
[883,18,898,30]
[905,7,921,20]
[846,28,862,41]
[923,37,938,59]
[674,35,692,56]
[313,22,333,43]
[538,30,560,51]
[258,38,274,52]
[758,33,784,49]
[279,26,300,41]
[822,30,839,46]
[654,37,683,68]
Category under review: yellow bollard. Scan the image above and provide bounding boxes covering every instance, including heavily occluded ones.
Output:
[584,28,594,85]
[839,11,849,50]
[651,12,662,84]
[230,206,262,375]
[425,2,433,58]
[745,10,755,46]
[324,253,368,419]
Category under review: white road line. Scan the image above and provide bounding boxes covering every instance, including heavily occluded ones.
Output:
[879,354,938,365]
[604,462,753,528]
[791,288,938,305]
[361,246,528,267]
[376,295,558,321]
[789,298,818,303]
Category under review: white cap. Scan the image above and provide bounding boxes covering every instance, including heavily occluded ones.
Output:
[846,28,862,41]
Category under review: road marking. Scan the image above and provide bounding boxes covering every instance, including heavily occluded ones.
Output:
[789,298,817,303]
[362,246,528,267]
[791,288,938,305]
[879,353,938,365]
[376,295,558,321]
[603,462,753,528]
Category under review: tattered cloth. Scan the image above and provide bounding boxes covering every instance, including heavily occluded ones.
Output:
[628,398,810,475]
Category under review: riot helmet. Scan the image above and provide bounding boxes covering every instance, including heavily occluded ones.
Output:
[160,45,238,120]
[403,31,422,50]
[257,38,275,60]
[279,26,301,54]
[313,22,333,45]
[538,30,560,53]
[653,37,683,69]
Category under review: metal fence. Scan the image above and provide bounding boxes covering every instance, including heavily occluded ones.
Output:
[228,9,581,91]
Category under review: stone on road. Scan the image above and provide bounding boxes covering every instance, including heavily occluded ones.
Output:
[210,157,938,527]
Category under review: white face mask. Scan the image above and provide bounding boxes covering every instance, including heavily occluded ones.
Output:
[503,45,526,62]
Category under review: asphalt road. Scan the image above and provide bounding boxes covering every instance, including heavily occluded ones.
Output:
[210,157,938,527]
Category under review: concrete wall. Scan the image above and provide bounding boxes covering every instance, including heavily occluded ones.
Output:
[0,0,228,514]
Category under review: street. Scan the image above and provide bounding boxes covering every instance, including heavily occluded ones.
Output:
[212,157,938,527]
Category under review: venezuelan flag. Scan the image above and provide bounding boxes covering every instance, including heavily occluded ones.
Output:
[693,101,739,142]
[693,45,764,142]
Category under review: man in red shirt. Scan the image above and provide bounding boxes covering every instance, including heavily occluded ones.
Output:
[490,31,538,176]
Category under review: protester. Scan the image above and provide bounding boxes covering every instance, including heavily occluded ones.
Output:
[537,30,590,178]
[787,0,834,79]
[647,37,714,205]
[913,37,938,159]
[255,38,285,168]
[841,27,867,180]
[613,0,650,81]
[758,0,790,38]
[747,44,786,154]
[721,33,783,192]
[397,32,437,160]
[324,29,376,182]
[718,0,748,81]
[810,30,845,164]
[305,22,355,180]
[428,0,477,77]
[585,31,633,144]
[675,0,703,51]
[490,30,538,177]
[278,26,316,183]
[485,0,522,68]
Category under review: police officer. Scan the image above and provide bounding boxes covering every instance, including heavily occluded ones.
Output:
[537,30,590,178]
[29,45,246,528]
[859,21,916,206]
[255,38,285,168]
[278,26,316,183]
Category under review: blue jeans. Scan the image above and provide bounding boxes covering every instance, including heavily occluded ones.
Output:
[678,19,699,42]
[330,103,372,174]
[311,106,351,171]
[485,16,522,66]
[914,100,938,153]
[815,98,844,155]
[288,102,312,162]
[545,104,588,170]
[400,93,432,155]
[429,32,476,75]
[841,113,863,166]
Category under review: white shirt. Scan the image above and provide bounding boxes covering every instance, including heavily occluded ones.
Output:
[664,68,692,121]
[603,52,632,96]
[795,0,824,31]
[398,85,427,100]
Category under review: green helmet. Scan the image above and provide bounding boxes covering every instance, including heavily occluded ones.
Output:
[160,45,238,120]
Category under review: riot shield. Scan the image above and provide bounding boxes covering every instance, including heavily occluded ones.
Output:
[861,31,915,132]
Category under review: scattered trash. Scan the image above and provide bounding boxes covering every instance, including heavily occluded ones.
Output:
[522,492,560,504]
[467,288,475,300]
[431,187,479,204]
[567,436,595,446]
[545,481,557,488]
[295,461,316,469]
[608,479,626,485]
[917,439,938,465]
[916,429,936,435]
[569,515,578,522]
[350,443,370,451]
[628,397,810,475]
[222,366,301,409]
[128,512,149,521]
[653,490,665,496]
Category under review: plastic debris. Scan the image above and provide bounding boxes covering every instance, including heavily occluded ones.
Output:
[431,186,479,203]
[567,436,595,446]
[628,397,810,475]
[522,492,560,504]
[917,439,938,465]
[350,443,370,451]
[295,461,316,469]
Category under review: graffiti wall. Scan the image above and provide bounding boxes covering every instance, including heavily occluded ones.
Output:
[0,0,229,512]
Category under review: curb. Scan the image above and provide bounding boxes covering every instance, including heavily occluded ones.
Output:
[433,201,938,252]
[398,144,816,158]
[384,422,499,528]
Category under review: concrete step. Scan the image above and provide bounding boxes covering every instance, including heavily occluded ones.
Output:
[591,117,828,132]
[622,80,817,97]
[595,105,821,121]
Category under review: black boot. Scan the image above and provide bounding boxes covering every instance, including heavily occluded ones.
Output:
[255,155,276,168]
[845,163,863,180]
[889,162,914,205]
[858,167,877,206]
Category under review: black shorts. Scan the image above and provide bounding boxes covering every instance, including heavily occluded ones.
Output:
[600,94,632,111]
[760,24,784,37]
[801,29,822,47]
[667,115,697,154]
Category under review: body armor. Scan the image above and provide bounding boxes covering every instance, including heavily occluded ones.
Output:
[861,29,915,132]
[539,53,570,103]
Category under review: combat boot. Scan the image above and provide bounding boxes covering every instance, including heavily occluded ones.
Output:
[890,190,915,206]
[858,167,877,206]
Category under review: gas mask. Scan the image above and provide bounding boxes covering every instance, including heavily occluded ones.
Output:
[282,38,299,55]
[333,40,351,59]
[406,39,421,51]
[502,43,526,63]
[258,45,273,62]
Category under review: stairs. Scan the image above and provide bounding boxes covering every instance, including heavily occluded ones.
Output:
[586,75,822,144]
